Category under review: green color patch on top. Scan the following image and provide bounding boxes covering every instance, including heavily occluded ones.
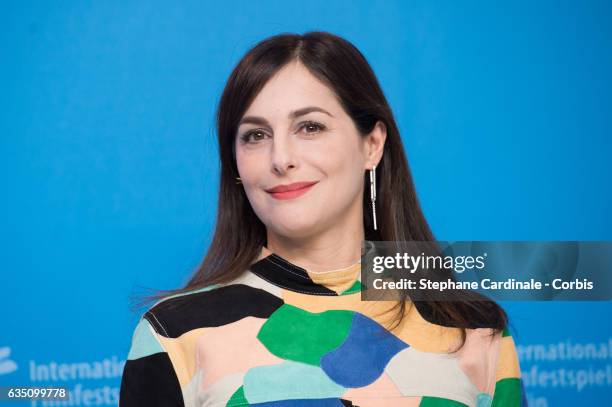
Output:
[491,378,522,407]
[419,396,468,406]
[226,386,247,407]
[340,280,363,295]
[257,304,354,366]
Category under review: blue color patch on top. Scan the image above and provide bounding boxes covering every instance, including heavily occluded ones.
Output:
[320,312,409,387]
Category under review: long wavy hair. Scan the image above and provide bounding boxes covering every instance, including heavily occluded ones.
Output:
[139,31,508,351]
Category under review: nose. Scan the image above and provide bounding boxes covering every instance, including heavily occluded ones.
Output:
[270,133,297,175]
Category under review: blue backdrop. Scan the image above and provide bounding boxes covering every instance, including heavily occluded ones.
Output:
[1,1,610,406]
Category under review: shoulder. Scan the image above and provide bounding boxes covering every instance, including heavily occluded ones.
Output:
[125,316,166,361]
[401,299,518,354]
[489,326,526,405]
[144,276,284,339]
[121,313,185,405]
[494,326,522,382]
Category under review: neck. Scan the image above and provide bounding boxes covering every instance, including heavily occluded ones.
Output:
[264,204,364,273]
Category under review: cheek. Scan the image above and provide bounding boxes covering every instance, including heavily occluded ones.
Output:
[236,148,265,185]
[236,148,276,207]
[235,147,248,175]
[317,140,364,188]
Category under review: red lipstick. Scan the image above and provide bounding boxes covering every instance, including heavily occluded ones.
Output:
[265,181,319,200]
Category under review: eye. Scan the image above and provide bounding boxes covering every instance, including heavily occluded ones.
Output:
[240,129,268,144]
[299,121,326,135]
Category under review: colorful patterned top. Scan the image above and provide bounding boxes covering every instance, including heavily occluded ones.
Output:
[119,246,526,407]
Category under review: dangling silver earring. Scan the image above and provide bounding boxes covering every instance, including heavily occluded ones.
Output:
[369,165,377,230]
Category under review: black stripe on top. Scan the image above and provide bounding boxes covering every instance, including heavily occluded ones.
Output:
[249,253,339,296]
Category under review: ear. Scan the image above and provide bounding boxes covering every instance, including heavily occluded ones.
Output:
[364,120,387,169]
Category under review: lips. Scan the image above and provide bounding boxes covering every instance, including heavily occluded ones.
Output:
[265,181,319,200]
[265,181,318,193]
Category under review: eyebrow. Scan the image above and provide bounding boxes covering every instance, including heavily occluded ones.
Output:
[238,106,334,127]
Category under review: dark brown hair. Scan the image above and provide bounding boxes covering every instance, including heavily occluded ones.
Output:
[138,31,508,350]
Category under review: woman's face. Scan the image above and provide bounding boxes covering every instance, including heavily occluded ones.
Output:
[235,61,377,240]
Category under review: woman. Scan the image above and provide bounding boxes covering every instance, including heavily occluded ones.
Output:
[119,31,525,407]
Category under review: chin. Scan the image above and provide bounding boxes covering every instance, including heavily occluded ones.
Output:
[267,213,321,238]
